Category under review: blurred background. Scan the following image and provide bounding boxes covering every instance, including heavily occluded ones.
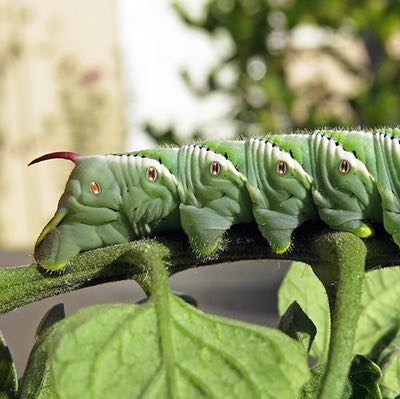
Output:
[1,0,400,373]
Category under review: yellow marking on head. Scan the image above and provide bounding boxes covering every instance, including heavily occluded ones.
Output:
[34,208,67,250]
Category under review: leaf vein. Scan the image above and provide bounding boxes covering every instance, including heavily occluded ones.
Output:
[173,318,263,399]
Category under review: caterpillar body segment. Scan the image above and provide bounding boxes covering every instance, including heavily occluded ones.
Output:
[31,129,400,271]
[373,133,400,246]
[268,133,379,235]
[317,129,400,243]
[176,145,252,256]
[244,138,317,254]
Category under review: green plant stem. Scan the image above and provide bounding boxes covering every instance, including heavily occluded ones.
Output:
[146,249,179,398]
[0,225,398,315]
[119,245,180,396]
[310,233,366,399]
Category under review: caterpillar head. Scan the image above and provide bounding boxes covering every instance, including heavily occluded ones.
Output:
[30,152,179,272]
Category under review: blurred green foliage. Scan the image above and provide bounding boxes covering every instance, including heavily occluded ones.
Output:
[146,0,400,144]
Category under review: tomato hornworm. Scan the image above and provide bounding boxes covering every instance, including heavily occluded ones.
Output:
[30,129,400,271]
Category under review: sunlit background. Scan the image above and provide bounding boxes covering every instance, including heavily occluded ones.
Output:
[1,0,400,373]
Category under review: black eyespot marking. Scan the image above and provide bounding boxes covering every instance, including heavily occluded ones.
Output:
[339,159,351,175]
[276,160,288,176]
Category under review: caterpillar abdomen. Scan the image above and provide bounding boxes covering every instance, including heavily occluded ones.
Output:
[30,129,400,271]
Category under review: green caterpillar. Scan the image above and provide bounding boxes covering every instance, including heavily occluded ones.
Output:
[30,129,400,271]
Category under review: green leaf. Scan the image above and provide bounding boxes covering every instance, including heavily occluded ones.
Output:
[381,358,400,398]
[25,294,310,399]
[301,363,353,399]
[278,261,330,363]
[378,335,400,398]
[279,300,317,353]
[19,304,66,399]
[355,268,400,355]
[0,331,17,398]
[301,355,382,399]
[348,355,382,399]
[35,303,65,337]
[301,363,326,399]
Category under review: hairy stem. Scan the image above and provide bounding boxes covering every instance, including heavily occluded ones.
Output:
[310,233,366,399]
[0,225,397,315]
[124,246,180,398]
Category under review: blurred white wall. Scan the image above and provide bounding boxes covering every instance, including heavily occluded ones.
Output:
[117,0,236,148]
[0,0,124,249]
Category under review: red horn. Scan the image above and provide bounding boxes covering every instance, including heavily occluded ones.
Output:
[28,152,80,166]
